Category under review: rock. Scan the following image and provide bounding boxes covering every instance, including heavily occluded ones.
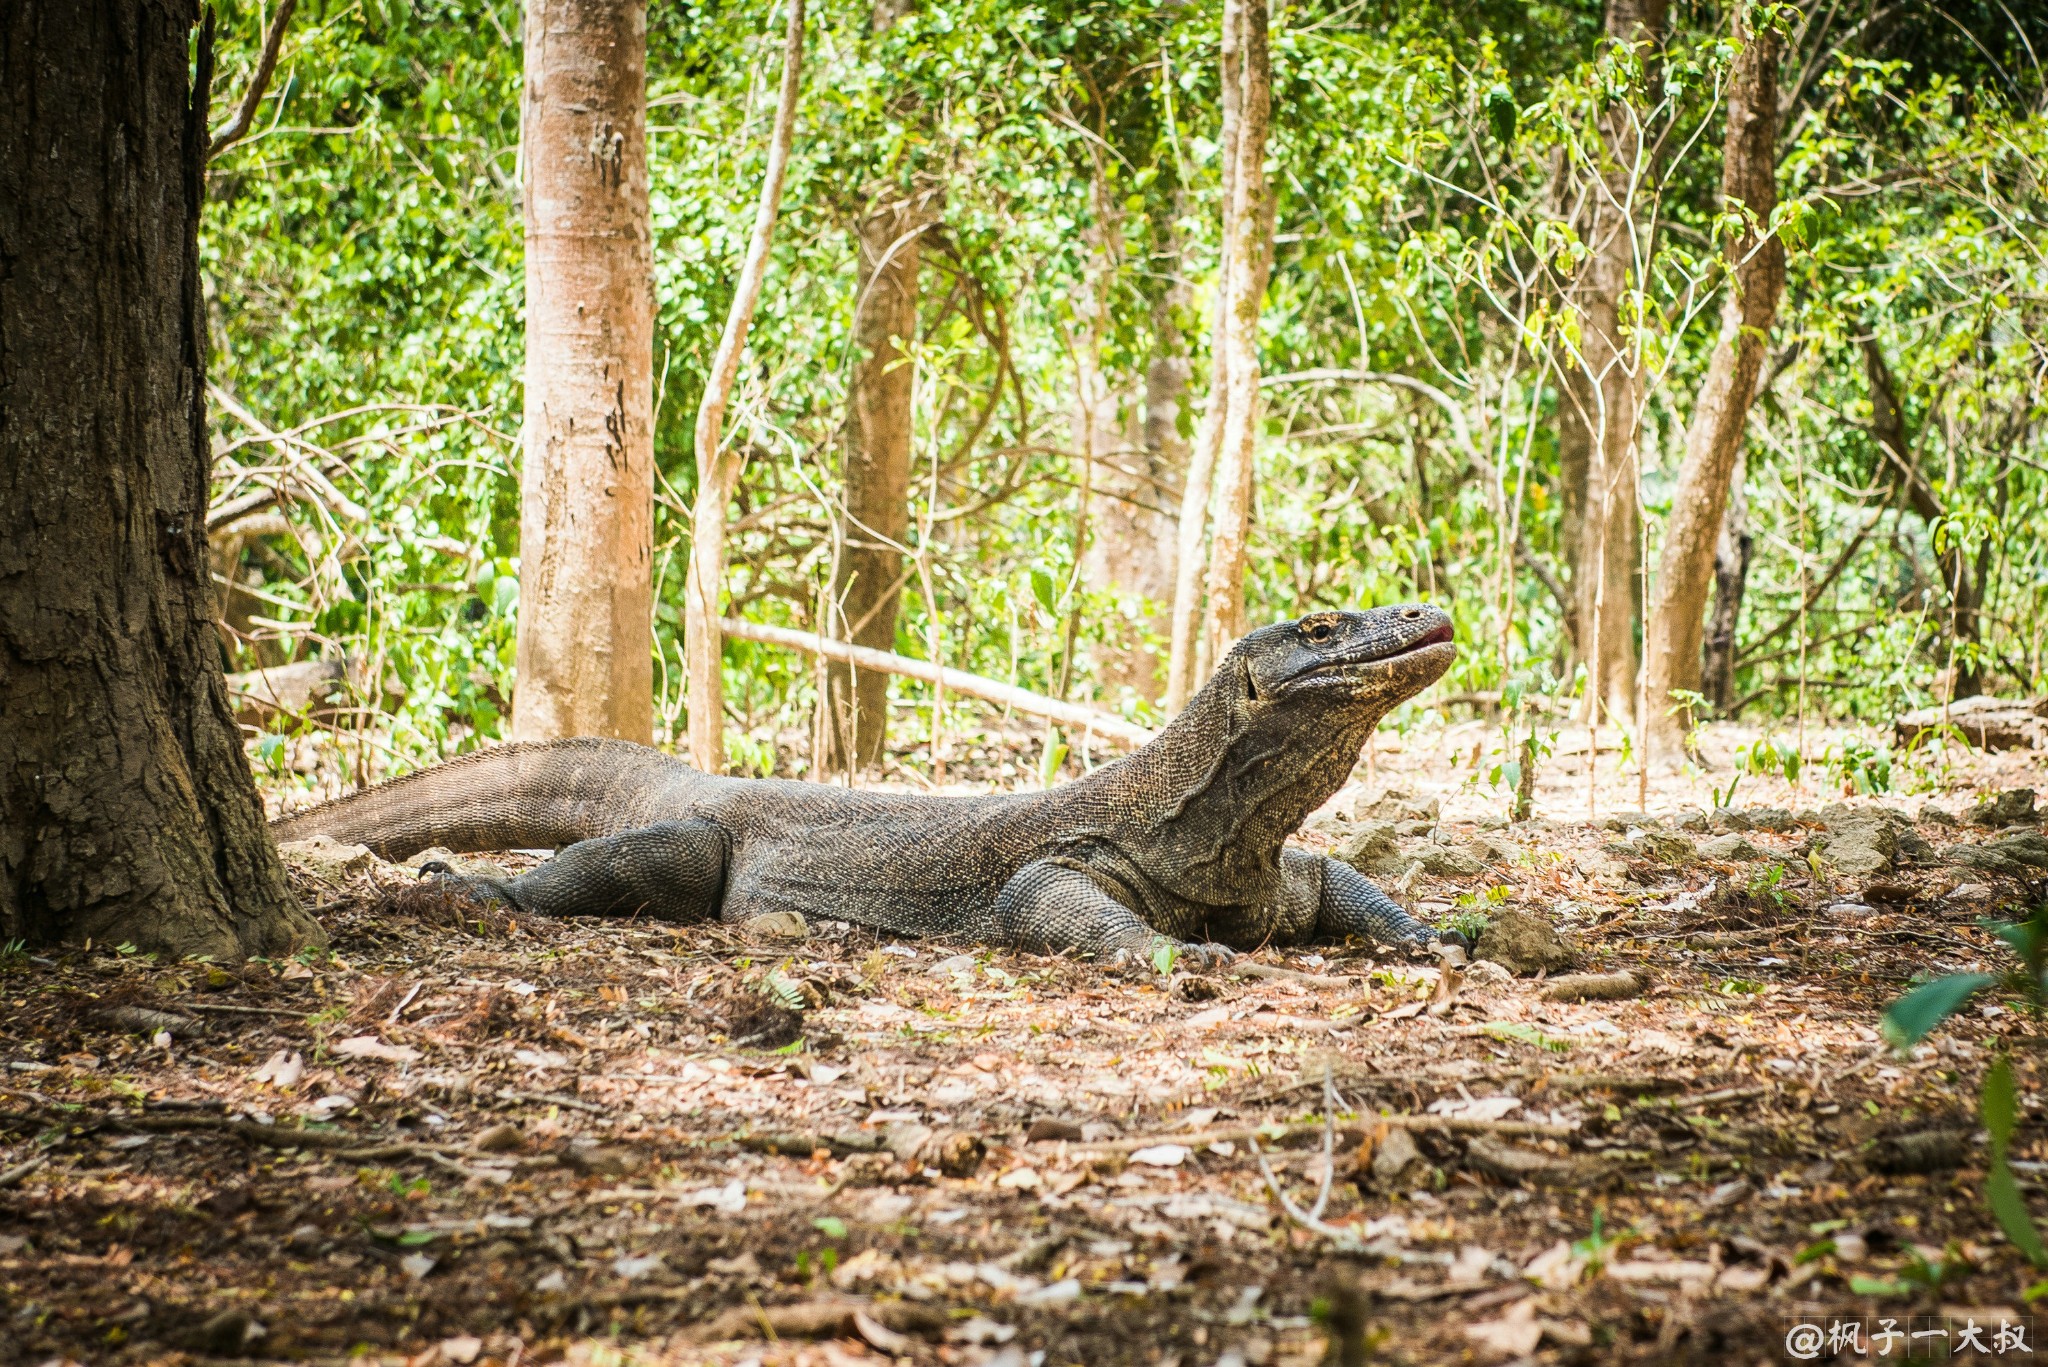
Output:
[278,835,376,884]
[1363,1125,1423,1189]
[1947,883,1994,902]
[1473,910,1573,976]
[1407,844,1486,879]
[1353,790,1439,825]
[1601,811,1657,833]
[740,911,810,941]
[1699,833,1762,862]
[1171,974,1226,1002]
[1675,811,1710,833]
[927,953,979,978]
[1331,821,1405,878]
[1465,833,1519,867]
[1607,829,1696,865]
[226,657,353,726]
[1918,804,1959,827]
[1994,832,2048,870]
[1947,845,2033,879]
[1868,1128,1968,1175]
[1463,959,1514,988]
[1710,807,1754,832]
[474,1123,524,1154]
[1818,806,1932,876]
[1026,1118,1085,1143]
[1745,807,1795,833]
[1895,696,2048,752]
[1969,789,2040,828]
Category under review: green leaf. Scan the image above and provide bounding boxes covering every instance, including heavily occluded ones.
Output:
[1986,1055,2020,1148]
[1881,973,1997,1049]
[1483,1021,1571,1052]
[1484,83,1517,146]
[1849,1274,1913,1297]
[812,1215,847,1240]
[1987,1154,2048,1268]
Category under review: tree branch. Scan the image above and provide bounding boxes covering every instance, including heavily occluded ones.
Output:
[208,0,298,160]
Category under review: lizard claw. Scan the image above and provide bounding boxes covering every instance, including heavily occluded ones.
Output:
[418,861,514,909]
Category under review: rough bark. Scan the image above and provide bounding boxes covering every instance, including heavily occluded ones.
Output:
[513,0,655,744]
[1700,456,1752,712]
[1198,0,1274,670]
[685,0,806,774]
[1080,181,1185,704]
[1570,0,1666,726]
[1643,9,1783,749]
[1864,339,1983,697]
[0,0,319,957]
[1163,0,1244,714]
[822,199,925,771]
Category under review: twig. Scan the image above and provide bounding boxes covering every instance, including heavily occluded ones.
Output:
[1078,1110,1575,1155]
[1226,961,1360,988]
[209,0,298,159]
[181,1002,307,1019]
[1250,1069,1350,1244]
[0,1155,47,1189]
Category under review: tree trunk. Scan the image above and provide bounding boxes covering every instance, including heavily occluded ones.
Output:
[684,0,806,774]
[1570,0,1665,726]
[0,0,319,958]
[1643,8,1783,750]
[513,0,654,744]
[1163,0,1244,714]
[822,199,924,772]
[1700,455,1752,711]
[1864,339,1982,697]
[1079,179,1184,704]
[1199,0,1274,668]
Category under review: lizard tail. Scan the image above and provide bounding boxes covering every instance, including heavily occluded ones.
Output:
[270,738,701,861]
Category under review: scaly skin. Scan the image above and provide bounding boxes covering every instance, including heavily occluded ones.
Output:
[275,605,1461,966]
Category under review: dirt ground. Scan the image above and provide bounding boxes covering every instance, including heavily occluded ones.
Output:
[5,718,2048,1367]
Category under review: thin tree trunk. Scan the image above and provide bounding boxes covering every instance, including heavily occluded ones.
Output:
[823,199,924,772]
[1572,0,1665,726]
[1700,455,1753,711]
[1198,0,1273,668]
[514,0,655,744]
[0,0,319,957]
[684,0,806,773]
[1864,339,1983,697]
[1080,180,1186,703]
[1643,8,1783,750]
[1163,0,1243,714]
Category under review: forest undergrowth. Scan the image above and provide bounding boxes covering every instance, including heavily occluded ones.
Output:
[5,725,2046,1366]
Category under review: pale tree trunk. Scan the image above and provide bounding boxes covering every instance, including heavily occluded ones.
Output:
[1198,0,1273,669]
[0,0,320,958]
[822,199,924,772]
[684,0,806,773]
[1078,174,1185,703]
[1162,0,1243,714]
[514,0,654,744]
[1643,8,1783,750]
[1571,0,1665,726]
[1700,456,1751,711]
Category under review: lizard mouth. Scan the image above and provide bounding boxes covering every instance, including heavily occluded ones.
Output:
[1287,623,1456,687]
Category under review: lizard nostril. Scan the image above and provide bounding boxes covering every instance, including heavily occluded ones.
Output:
[1402,608,1420,620]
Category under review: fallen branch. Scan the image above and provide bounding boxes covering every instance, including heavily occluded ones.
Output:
[1226,961,1360,988]
[721,618,1156,747]
[1077,1109,1576,1155]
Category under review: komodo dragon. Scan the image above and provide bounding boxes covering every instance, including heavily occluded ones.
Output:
[275,604,1463,967]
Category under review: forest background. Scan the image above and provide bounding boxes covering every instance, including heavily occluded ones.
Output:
[199,0,2048,797]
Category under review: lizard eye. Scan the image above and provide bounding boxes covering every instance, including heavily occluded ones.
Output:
[1304,620,1333,643]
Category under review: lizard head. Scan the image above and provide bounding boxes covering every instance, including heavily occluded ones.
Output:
[1236,603,1456,719]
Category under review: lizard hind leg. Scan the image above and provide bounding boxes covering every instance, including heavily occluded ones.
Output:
[425,818,729,923]
[993,857,1233,974]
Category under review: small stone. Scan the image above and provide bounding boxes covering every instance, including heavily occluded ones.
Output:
[1630,829,1698,865]
[1331,821,1404,878]
[1992,832,2048,870]
[1472,910,1573,976]
[1969,789,2040,828]
[1947,883,1993,901]
[1352,790,1439,825]
[1601,811,1656,833]
[474,1122,524,1154]
[1675,811,1710,833]
[739,910,810,941]
[1918,804,1959,827]
[1464,834,1519,866]
[1744,807,1795,832]
[1366,1125,1423,1189]
[1699,833,1762,862]
[927,953,978,978]
[1026,1118,1086,1143]
[1394,819,1437,838]
[1710,807,1754,832]
[1463,959,1514,988]
[277,835,375,884]
[1408,844,1485,879]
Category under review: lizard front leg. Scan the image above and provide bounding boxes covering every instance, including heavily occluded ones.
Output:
[423,818,728,922]
[1313,855,1468,951]
[993,857,1233,973]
